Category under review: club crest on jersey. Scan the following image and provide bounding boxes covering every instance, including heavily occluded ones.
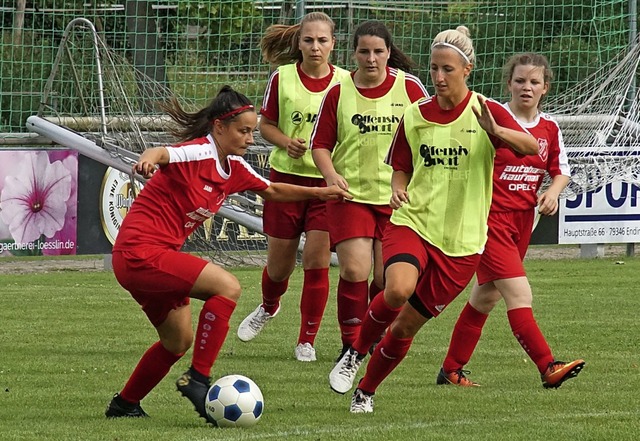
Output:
[537,138,548,162]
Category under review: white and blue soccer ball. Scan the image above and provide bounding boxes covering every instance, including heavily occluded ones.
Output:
[205,374,264,428]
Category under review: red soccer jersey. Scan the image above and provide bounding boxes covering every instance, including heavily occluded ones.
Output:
[489,104,570,212]
[113,134,269,251]
[310,67,428,151]
[260,63,340,122]
[387,92,527,173]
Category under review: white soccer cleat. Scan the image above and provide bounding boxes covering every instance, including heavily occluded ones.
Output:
[329,348,362,394]
[350,388,374,413]
[294,342,317,362]
[237,304,280,342]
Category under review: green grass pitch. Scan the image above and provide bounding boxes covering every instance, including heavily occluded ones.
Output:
[1,255,639,440]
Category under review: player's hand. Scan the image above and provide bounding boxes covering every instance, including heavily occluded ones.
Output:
[537,191,560,216]
[325,172,349,192]
[319,184,353,201]
[390,189,409,209]
[472,96,498,136]
[287,138,308,159]
[132,161,157,179]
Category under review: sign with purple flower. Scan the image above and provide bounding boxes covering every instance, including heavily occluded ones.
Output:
[0,150,78,256]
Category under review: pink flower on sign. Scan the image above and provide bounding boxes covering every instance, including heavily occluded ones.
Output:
[0,151,72,244]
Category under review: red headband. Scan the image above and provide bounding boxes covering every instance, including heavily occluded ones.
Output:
[216,104,255,121]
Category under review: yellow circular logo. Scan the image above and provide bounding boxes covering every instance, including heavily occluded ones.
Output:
[99,167,142,244]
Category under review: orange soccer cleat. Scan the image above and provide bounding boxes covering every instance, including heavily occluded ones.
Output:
[541,359,585,389]
[436,367,480,387]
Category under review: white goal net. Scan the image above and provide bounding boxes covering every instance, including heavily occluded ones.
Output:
[546,37,640,197]
[27,18,640,264]
[29,18,270,266]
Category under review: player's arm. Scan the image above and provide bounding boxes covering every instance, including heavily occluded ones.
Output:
[473,97,538,155]
[256,182,352,202]
[312,148,349,190]
[390,170,411,209]
[260,116,307,159]
[387,118,412,209]
[310,84,348,190]
[133,147,169,178]
[538,174,570,216]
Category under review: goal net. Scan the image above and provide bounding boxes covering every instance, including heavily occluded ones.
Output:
[545,37,640,198]
[29,18,270,266]
[26,10,639,264]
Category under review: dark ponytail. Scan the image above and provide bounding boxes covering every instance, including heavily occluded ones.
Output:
[161,85,254,142]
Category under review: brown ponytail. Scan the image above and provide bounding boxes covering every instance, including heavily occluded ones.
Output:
[261,12,336,65]
[160,85,254,142]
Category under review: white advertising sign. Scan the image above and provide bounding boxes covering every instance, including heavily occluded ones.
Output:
[559,181,640,244]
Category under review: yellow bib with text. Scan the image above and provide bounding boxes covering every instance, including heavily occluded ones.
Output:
[333,71,411,204]
[270,64,350,178]
[391,93,495,256]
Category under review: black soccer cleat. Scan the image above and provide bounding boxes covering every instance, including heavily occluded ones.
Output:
[176,369,211,422]
[105,393,149,418]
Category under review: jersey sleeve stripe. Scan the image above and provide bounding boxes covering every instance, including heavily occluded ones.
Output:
[310,82,340,147]
[261,70,279,113]
[539,112,571,177]
[229,156,270,185]
[405,73,429,96]
[168,141,214,163]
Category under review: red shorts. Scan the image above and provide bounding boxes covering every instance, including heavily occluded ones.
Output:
[263,169,328,239]
[382,224,481,318]
[476,209,534,285]
[112,248,208,327]
[326,200,391,249]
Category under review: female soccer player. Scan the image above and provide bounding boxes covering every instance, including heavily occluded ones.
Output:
[104,86,351,421]
[437,53,584,388]
[328,26,539,413]
[311,20,428,362]
[236,12,350,363]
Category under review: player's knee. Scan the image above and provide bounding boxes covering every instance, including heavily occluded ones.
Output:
[266,264,294,282]
[222,275,242,302]
[472,296,499,314]
[388,319,418,339]
[162,334,192,355]
[339,265,369,282]
[382,284,413,309]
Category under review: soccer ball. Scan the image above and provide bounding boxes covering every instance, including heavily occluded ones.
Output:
[205,374,264,428]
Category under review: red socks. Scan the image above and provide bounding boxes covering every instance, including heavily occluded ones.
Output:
[119,296,237,403]
[442,302,489,373]
[120,341,183,404]
[336,278,369,346]
[359,332,413,394]
[191,296,236,378]
[261,267,288,315]
[352,292,401,355]
[297,268,330,345]
[507,307,554,373]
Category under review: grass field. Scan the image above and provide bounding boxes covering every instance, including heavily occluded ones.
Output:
[1,255,639,440]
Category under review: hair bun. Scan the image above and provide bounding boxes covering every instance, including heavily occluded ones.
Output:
[456,25,471,38]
